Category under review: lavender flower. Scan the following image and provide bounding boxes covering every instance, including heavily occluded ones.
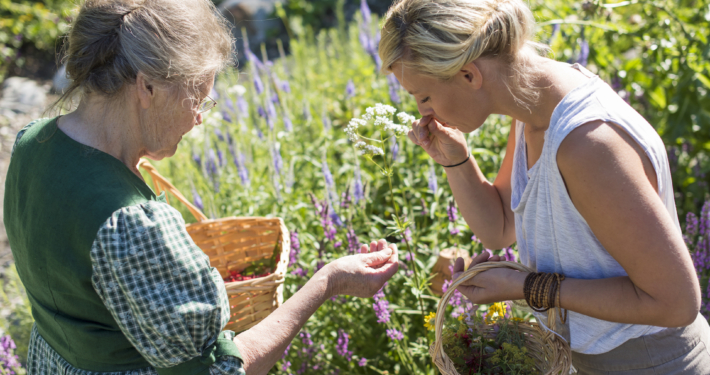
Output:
[258,106,266,118]
[289,230,301,266]
[577,40,590,67]
[267,99,277,120]
[217,149,225,167]
[214,128,225,142]
[373,283,390,323]
[0,335,22,374]
[283,113,293,132]
[447,200,458,222]
[390,136,399,162]
[336,330,352,361]
[237,96,248,114]
[421,198,429,216]
[329,204,344,228]
[192,187,204,211]
[503,247,517,262]
[401,227,412,243]
[272,143,283,175]
[353,163,364,203]
[322,111,332,131]
[360,0,371,24]
[206,149,220,193]
[253,73,264,95]
[428,166,438,194]
[359,30,374,56]
[346,228,360,254]
[192,151,202,168]
[293,267,308,277]
[549,23,560,44]
[322,159,339,207]
[387,74,401,104]
[346,79,356,99]
[278,78,291,93]
[386,329,404,341]
[442,279,464,308]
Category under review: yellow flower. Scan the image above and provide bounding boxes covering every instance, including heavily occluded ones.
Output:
[512,317,525,322]
[457,314,464,321]
[424,312,437,331]
[485,302,507,324]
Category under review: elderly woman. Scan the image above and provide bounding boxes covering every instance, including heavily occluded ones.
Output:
[4,0,398,374]
[379,0,710,373]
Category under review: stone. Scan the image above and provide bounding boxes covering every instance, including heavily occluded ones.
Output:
[219,0,281,58]
[0,77,48,119]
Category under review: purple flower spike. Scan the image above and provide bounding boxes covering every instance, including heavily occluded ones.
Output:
[272,143,283,175]
[237,96,248,114]
[354,164,364,203]
[428,166,438,194]
[373,283,391,323]
[447,200,458,222]
[253,74,264,95]
[346,79,356,99]
[336,330,353,361]
[289,230,301,266]
[387,74,401,104]
[577,40,590,67]
[687,212,699,238]
[267,99,278,119]
[360,0,371,24]
[191,187,203,210]
[386,328,404,341]
[192,151,202,168]
[283,113,293,132]
[503,247,517,262]
[390,136,399,162]
[346,228,360,254]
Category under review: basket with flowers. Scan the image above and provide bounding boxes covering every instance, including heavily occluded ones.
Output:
[429,261,572,375]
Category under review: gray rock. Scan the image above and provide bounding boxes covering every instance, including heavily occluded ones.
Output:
[0,77,48,119]
[219,0,281,57]
[53,64,72,94]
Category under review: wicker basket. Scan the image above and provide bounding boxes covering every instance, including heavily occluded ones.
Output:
[138,160,290,333]
[429,261,572,375]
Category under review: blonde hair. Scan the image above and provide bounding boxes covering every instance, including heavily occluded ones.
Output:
[54,0,234,110]
[379,0,549,110]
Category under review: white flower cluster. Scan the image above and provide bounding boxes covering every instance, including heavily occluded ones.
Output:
[345,118,367,142]
[363,103,397,121]
[397,112,416,125]
[354,141,384,156]
[346,103,415,157]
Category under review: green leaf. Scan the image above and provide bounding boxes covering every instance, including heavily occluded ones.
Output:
[696,73,710,89]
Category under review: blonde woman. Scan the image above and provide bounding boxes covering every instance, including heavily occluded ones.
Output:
[379,0,710,373]
[4,1,399,374]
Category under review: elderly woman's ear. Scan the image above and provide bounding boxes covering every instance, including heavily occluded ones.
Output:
[135,72,155,109]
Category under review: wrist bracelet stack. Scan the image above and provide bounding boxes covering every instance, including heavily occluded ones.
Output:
[523,272,568,324]
[441,153,470,168]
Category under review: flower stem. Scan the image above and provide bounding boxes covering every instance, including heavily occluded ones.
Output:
[380,133,429,346]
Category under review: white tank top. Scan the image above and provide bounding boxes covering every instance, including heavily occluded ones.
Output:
[510,64,681,354]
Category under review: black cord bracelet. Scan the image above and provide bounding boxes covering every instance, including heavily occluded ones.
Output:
[441,154,470,168]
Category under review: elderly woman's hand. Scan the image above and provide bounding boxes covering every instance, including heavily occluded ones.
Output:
[408,115,469,166]
[326,239,399,298]
[450,252,526,305]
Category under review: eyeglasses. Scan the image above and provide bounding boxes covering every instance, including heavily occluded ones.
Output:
[196,95,217,114]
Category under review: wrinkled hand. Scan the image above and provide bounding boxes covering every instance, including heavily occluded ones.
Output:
[327,239,399,298]
[407,115,469,166]
[451,252,526,304]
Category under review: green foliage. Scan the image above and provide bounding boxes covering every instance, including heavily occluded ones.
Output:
[0,265,34,366]
[0,0,75,79]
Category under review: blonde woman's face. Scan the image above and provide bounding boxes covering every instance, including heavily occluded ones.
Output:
[392,61,493,133]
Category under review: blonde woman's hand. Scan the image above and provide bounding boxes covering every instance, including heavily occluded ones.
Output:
[407,115,469,166]
[326,239,399,298]
[450,252,526,305]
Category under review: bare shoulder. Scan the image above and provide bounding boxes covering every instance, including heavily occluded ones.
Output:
[556,120,657,193]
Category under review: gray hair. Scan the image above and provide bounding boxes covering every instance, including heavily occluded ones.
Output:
[379,0,550,111]
[54,0,234,109]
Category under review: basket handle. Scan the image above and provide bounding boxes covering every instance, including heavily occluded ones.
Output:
[138,159,208,222]
[429,261,563,373]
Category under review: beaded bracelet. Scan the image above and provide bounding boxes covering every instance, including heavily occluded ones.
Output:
[523,272,567,323]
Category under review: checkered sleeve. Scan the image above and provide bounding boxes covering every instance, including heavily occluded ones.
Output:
[90,201,245,375]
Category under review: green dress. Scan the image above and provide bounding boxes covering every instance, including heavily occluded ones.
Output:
[4,117,244,375]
